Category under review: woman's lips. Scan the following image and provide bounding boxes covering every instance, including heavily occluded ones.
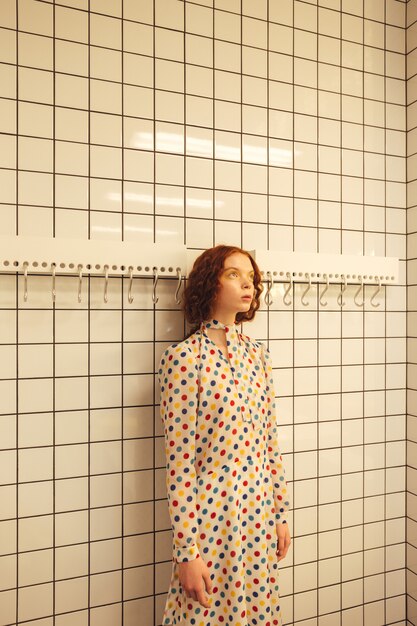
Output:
[242,296,252,300]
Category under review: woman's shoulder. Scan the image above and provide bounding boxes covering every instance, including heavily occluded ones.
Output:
[239,331,265,353]
[158,333,200,370]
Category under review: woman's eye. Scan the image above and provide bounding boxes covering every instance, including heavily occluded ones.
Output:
[228,271,254,281]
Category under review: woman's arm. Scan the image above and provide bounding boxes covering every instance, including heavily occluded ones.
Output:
[158,343,200,562]
[261,343,291,525]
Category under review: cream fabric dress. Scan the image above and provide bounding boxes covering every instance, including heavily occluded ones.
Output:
[158,318,290,626]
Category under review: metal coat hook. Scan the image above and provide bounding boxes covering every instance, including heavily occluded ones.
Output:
[78,265,83,303]
[104,265,109,303]
[337,274,347,307]
[23,261,29,302]
[319,274,329,307]
[128,266,134,304]
[283,272,292,306]
[51,263,56,303]
[370,276,381,308]
[174,268,182,305]
[301,273,311,307]
[354,275,364,307]
[264,271,273,306]
[152,267,159,304]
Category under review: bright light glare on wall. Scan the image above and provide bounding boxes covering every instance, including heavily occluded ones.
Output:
[132,131,293,167]
[109,193,223,210]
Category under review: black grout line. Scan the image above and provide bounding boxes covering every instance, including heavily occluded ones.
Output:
[152,7,156,240]
[0,584,408,626]
[291,1,295,622]
[87,6,91,622]
[14,0,19,622]
[316,2,321,620]
[152,2,157,621]
[0,92,408,137]
[1,35,409,79]
[183,5,187,251]
[383,2,388,624]
[21,0,411,40]
[0,418,408,446]
[240,1,242,244]
[266,5,269,251]
[0,556,408,590]
[52,4,56,623]
[0,66,409,115]
[212,0,215,231]
[1,534,411,578]
[0,157,410,184]
[338,4,343,621]
[361,3,366,624]
[0,20,408,81]
[0,499,408,531]
[120,3,125,620]
[405,2,409,624]
[32,0,408,18]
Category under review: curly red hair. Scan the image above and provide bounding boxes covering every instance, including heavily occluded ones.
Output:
[182,245,263,337]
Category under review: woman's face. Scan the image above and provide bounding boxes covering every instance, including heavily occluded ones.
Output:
[212,252,255,318]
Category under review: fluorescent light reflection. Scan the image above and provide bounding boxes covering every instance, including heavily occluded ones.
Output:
[269,147,293,167]
[109,192,223,210]
[128,131,293,167]
[131,132,154,150]
[91,225,122,234]
[216,143,241,160]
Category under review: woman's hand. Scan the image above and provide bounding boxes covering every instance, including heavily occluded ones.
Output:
[276,522,291,562]
[178,557,213,608]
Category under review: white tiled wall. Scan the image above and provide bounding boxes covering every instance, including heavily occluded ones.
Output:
[0,0,409,625]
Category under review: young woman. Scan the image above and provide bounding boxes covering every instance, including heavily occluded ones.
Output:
[158,245,291,626]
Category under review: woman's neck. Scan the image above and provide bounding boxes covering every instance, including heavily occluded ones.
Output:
[206,314,236,326]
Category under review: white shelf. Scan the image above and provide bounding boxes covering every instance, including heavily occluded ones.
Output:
[0,236,187,277]
[0,236,399,286]
[252,249,399,284]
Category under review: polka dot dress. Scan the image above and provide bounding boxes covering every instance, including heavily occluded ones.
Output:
[158,318,290,626]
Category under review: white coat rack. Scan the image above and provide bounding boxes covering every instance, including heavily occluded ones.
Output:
[251,248,399,308]
[0,235,399,307]
[0,235,187,304]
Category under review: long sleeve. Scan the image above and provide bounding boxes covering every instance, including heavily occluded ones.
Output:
[261,343,291,525]
[158,343,201,562]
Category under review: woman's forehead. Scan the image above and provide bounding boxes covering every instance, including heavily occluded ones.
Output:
[223,254,253,270]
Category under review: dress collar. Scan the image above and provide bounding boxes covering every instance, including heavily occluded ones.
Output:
[200,318,240,348]
[199,318,253,424]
